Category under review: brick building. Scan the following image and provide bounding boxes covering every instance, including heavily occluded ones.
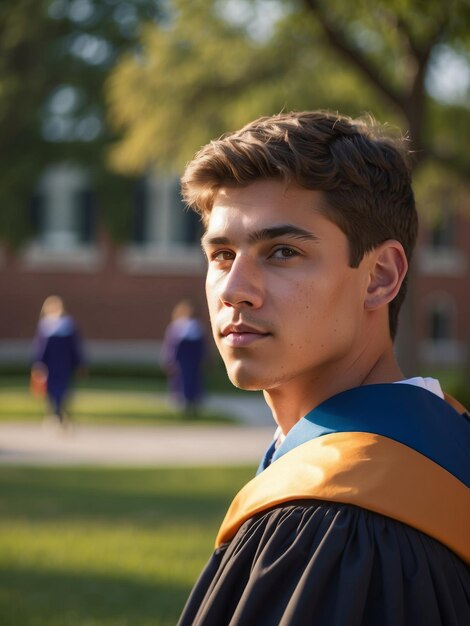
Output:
[0,165,207,366]
[0,164,468,371]
[414,207,470,368]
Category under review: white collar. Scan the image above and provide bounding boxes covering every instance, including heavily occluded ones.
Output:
[395,376,444,399]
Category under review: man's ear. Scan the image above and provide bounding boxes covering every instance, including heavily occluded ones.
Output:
[364,240,408,311]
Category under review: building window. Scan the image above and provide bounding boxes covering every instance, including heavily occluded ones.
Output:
[35,164,95,249]
[430,304,453,342]
[21,164,101,271]
[418,210,466,276]
[421,294,462,365]
[133,173,202,247]
[121,172,204,274]
[430,212,455,250]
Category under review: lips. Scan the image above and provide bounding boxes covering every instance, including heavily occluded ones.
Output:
[221,323,266,336]
[220,323,270,347]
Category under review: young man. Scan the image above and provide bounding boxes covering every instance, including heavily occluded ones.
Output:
[177,111,469,625]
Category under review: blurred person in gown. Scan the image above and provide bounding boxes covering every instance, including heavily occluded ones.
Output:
[32,295,85,423]
[162,300,206,416]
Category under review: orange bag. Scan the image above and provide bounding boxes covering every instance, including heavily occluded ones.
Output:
[30,363,48,397]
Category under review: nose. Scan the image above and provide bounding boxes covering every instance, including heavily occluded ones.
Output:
[219,255,264,309]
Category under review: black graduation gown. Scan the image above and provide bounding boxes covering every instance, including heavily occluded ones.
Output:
[178,385,470,626]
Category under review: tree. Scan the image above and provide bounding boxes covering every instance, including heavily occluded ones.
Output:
[107,0,470,176]
[0,0,164,244]
[301,0,470,172]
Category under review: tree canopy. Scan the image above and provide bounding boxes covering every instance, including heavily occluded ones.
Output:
[107,0,470,180]
[0,0,163,243]
[1,0,469,245]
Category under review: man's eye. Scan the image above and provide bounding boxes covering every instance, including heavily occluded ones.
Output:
[271,247,298,259]
[212,250,235,261]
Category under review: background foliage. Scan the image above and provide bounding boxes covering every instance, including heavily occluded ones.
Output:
[0,0,164,244]
[1,0,469,245]
[107,0,470,179]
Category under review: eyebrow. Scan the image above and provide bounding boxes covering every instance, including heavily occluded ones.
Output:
[201,224,319,247]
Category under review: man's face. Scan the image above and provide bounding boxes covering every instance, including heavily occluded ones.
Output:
[202,180,370,392]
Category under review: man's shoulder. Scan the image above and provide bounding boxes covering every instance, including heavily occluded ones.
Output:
[179,499,470,626]
[443,391,470,418]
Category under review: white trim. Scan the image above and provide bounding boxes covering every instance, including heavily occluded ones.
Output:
[19,242,104,272]
[0,339,163,365]
[85,340,164,365]
[119,244,205,275]
[419,339,465,366]
[417,247,467,276]
[147,175,169,244]
[0,340,33,363]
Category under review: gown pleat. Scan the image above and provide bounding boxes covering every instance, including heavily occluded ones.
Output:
[178,500,470,626]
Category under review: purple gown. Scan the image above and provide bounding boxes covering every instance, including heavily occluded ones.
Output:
[34,315,84,419]
[162,317,205,409]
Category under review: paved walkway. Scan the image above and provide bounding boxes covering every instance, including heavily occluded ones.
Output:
[204,392,273,425]
[0,393,276,466]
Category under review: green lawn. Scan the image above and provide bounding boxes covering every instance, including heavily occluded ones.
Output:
[0,465,255,626]
[0,382,233,425]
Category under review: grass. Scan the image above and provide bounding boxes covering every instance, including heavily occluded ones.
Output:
[1,364,467,426]
[0,379,235,425]
[0,358,236,394]
[425,367,470,407]
[0,465,256,626]
[0,359,242,425]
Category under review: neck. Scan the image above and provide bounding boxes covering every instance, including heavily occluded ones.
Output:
[263,343,403,436]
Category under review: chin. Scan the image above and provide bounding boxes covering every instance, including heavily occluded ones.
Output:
[226,364,265,391]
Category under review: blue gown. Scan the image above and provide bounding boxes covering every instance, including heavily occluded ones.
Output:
[34,315,83,419]
[162,317,205,409]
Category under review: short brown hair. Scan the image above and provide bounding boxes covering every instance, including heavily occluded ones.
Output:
[181,110,418,339]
